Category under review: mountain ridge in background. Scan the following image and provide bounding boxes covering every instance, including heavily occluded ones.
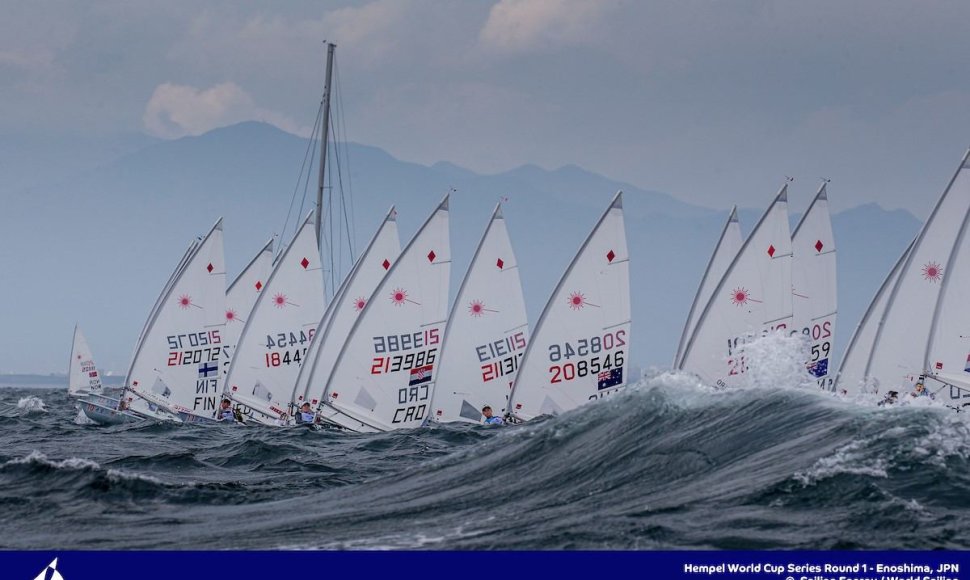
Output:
[0,121,919,373]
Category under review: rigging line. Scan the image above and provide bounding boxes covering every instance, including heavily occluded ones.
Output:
[330,108,349,283]
[297,123,319,236]
[281,101,323,255]
[327,157,336,294]
[333,59,356,262]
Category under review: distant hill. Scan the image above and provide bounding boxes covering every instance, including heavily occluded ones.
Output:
[0,121,919,372]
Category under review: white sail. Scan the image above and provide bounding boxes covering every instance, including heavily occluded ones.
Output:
[294,207,401,412]
[123,219,226,419]
[678,186,793,388]
[791,183,837,389]
[223,211,325,424]
[836,239,914,395]
[507,192,629,421]
[924,158,970,408]
[221,238,274,373]
[847,151,970,394]
[68,325,103,397]
[673,206,743,368]
[430,203,529,423]
[132,239,199,359]
[319,196,450,432]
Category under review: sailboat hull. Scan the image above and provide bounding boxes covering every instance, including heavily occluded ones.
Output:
[79,400,143,425]
[317,405,381,433]
[176,411,219,424]
[77,393,120,408]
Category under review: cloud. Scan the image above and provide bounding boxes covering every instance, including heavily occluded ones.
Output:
[479,0,614,53]
[0,49,55,72]
[142,82,309,139]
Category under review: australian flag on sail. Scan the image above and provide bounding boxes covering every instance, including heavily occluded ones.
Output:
[597,368,623,390]
[409,365,433,386]
[198,361,219,379]
[807,358,829,378]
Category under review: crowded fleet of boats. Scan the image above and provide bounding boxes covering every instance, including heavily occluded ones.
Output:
[69,46,970,428]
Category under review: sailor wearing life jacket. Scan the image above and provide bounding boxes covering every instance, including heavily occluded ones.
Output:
[218,399,236,422]
[296,402,315,424]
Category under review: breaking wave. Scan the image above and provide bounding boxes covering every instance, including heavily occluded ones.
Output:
[0,370,968,549]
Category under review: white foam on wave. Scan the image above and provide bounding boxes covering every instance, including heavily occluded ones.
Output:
[4,450,100,470]
[793,409,970,486]
[17,396,47,413]
[653,331,818,401]
[105,469,163,485]
[793,437,889,485]
[740,331,816,391]
[73,408,98,425]
[2,450,168,486]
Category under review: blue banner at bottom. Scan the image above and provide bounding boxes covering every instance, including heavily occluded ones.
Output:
[3,551,968,580]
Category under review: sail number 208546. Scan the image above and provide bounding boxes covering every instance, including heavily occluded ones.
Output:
[547,330,626,384]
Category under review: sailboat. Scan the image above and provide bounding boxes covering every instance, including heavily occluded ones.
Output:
[837,240,914,395]
[791,183,837,389]
[222,211,325,425]
[78,239,200,424]
[318,196,450,432]
[429,203,529,423]
[507,192,629,421]
[221,238,274,374]
[293,206,401,418]
[68,325,104,397]
[836,150,970,409]
[673,206,743,369]
[677,186,793,388]
[82,219,227,425]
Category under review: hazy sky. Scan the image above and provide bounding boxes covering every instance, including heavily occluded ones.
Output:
[3,1,970,216]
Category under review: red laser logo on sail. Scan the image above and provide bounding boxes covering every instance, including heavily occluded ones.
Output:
[469,300,485,317]
[273,293,288,308]
[354,297,367,312]
[390,288,408,306]
[225,309,237,322]
[177,295,192,309]
[731,287,750,306]
[568,291,586,310]
[922,262,943,282]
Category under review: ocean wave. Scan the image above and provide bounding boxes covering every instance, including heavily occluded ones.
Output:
[0,375,968,549]
[16,396,46,413]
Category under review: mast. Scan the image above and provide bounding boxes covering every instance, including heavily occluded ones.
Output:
[316,42,336,252]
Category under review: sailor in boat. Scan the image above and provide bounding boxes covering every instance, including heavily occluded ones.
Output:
[294,402,316,425]
[910,379,934,400]
[877,390,899,406]
[217,398,243,423]
[481,405,504,426]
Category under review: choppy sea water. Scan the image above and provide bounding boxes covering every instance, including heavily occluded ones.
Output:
[1,359,969,549]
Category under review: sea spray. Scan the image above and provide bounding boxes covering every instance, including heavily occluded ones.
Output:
[740,331,814,390]
[17,396,46,413]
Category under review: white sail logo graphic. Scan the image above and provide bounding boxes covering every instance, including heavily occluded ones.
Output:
[33,558,64,580]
